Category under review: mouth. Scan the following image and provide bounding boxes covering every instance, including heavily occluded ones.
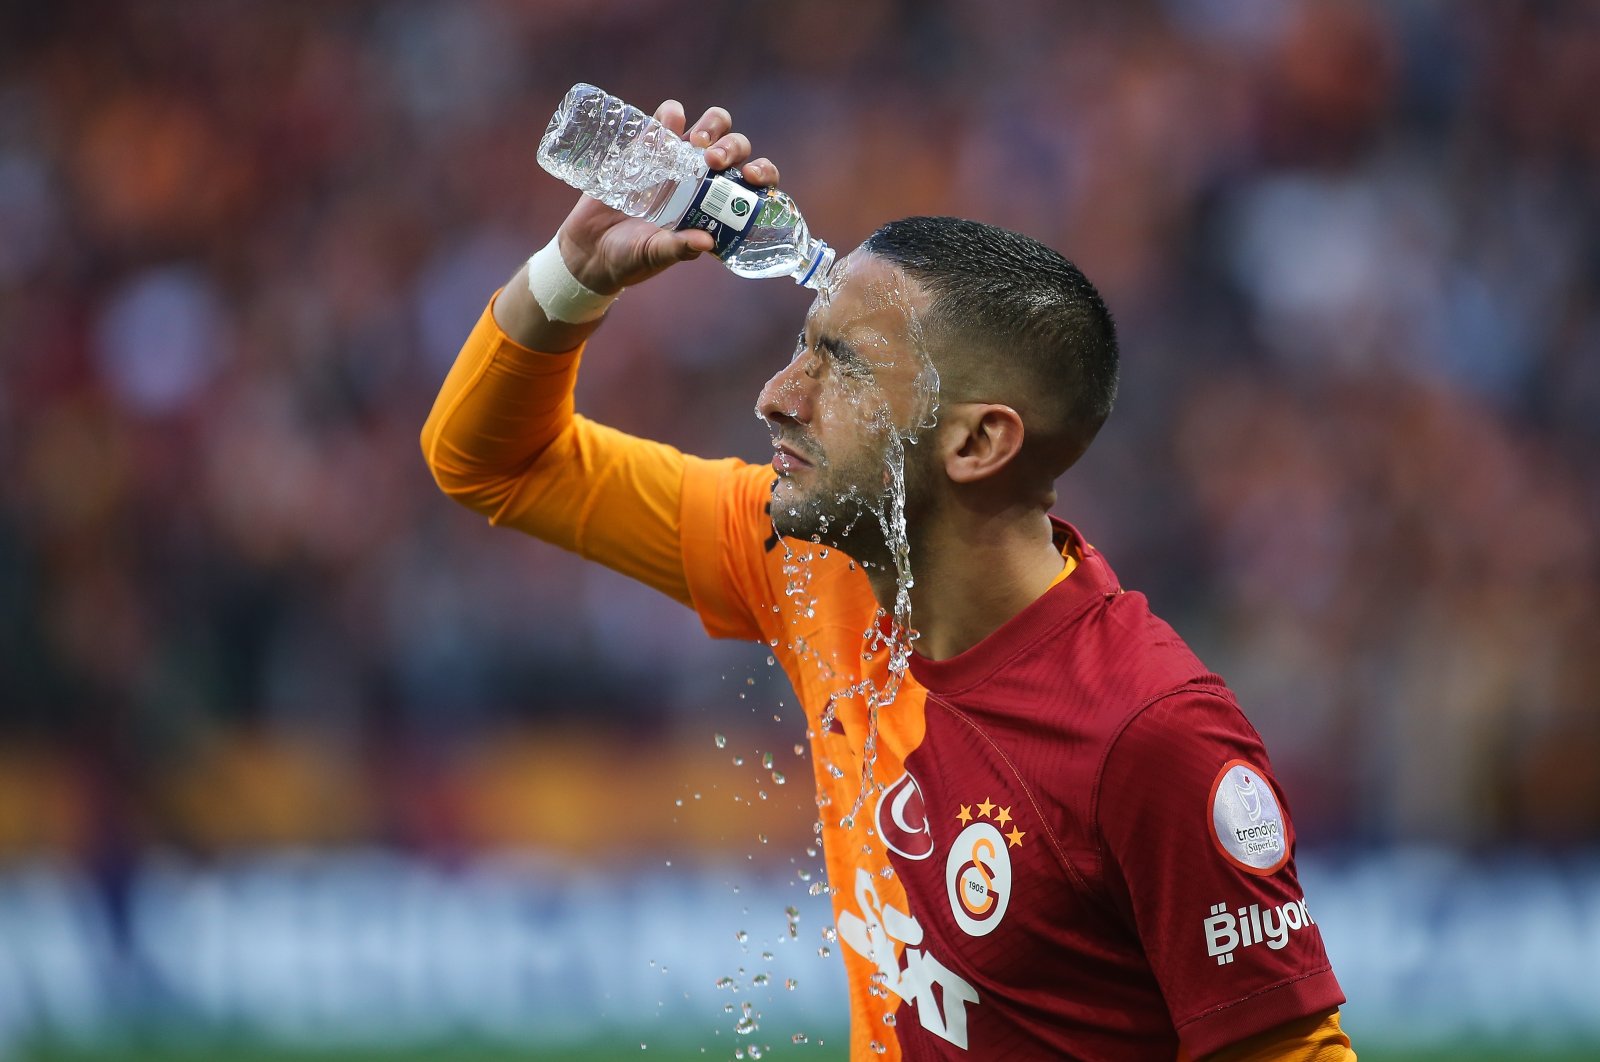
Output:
[771,440,817,474]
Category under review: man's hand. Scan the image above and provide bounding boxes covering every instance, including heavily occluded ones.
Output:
[494,99,780,353]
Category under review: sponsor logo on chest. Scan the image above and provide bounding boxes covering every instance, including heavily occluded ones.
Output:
[834,773,1033,1050]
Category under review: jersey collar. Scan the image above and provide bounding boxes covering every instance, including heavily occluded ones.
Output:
[908,518,1121,696]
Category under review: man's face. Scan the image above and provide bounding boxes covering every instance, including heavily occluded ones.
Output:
[755,251,940,552]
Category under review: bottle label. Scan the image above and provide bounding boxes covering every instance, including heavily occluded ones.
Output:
[676,172,763,259]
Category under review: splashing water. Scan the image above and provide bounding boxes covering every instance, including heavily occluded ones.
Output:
[818,263,941,833]
[746,250,941,1044]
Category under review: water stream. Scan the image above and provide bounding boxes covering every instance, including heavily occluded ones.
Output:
[722,255,940,1055]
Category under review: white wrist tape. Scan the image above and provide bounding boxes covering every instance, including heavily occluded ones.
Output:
[525,235,619,324]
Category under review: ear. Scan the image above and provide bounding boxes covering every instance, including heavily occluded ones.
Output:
[942,404,1026,484]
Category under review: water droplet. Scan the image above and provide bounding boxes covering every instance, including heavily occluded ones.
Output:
[762,751,774,769]
[794,743,805,756]
[882,1013,897,1027]
[817,946,831,958]
[821,926,837,943]
[792,1031,808,1043]
[797,868,810,881]
[732,755,744,766]
[766,655,776,666]
[735,930,748,944]
[715,733,727,748]
[753,973,770,986]
[772,771,786,785]
[716,976,736,990]
[870,1040,887,1054]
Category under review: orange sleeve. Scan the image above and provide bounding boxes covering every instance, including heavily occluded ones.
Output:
[422,296,696,607]
[421,296,782,634]
[1189,1008,1355,1062]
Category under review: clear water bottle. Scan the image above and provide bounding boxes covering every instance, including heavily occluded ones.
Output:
[537,83,835,289]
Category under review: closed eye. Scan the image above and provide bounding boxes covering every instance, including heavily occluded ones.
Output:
[817,334,873,379]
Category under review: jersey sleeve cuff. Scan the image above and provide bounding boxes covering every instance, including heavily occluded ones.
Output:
[1177,967,1346,1059]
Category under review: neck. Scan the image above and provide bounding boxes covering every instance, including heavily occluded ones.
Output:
[860,504,1065,661]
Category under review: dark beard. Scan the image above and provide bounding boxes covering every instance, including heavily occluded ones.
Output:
[768,478,890,563]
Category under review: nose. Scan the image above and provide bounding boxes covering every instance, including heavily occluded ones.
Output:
[757,352,816,427]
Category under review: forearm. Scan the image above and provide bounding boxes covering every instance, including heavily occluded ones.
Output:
[420,289,585,517]
[420,293,698,605]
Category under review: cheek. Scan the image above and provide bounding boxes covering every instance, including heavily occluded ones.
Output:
[902,442,939,498]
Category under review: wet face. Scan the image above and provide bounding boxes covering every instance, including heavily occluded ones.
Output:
[755,251,940,555]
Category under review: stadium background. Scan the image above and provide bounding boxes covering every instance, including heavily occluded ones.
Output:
[2,0,1599,1058]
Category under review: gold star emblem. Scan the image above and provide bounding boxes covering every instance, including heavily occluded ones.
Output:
[956,804,972,825]
[1006,827,1026,848]
[994,806,1012,827]
[976,798,996,819]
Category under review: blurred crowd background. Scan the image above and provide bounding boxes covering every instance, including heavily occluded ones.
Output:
[2,0,1599,954]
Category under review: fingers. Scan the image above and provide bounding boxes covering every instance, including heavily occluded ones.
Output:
[683,105,777,185]
[686,106,732,148]
[741,157,779,187]
[679,228,714,257]
[653,99,687,136]
[643,228,713,272]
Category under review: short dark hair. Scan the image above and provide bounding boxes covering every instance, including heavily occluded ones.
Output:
[863,216,1118,471]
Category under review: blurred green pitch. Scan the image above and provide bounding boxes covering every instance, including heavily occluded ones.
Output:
[19,1037,1600,1061]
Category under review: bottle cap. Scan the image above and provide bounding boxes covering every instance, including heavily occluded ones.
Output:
[799,243,835,289]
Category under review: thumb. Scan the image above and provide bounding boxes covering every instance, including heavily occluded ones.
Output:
[644,229,710,269]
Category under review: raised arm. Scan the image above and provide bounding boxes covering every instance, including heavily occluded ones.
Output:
[420,99,779,605]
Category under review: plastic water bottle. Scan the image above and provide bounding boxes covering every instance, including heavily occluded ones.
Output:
[537,83,835,289]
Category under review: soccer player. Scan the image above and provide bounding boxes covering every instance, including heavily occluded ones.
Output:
[422,100,1356,1060]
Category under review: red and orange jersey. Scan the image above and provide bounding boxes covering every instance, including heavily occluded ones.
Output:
[424,300,1354,1060]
